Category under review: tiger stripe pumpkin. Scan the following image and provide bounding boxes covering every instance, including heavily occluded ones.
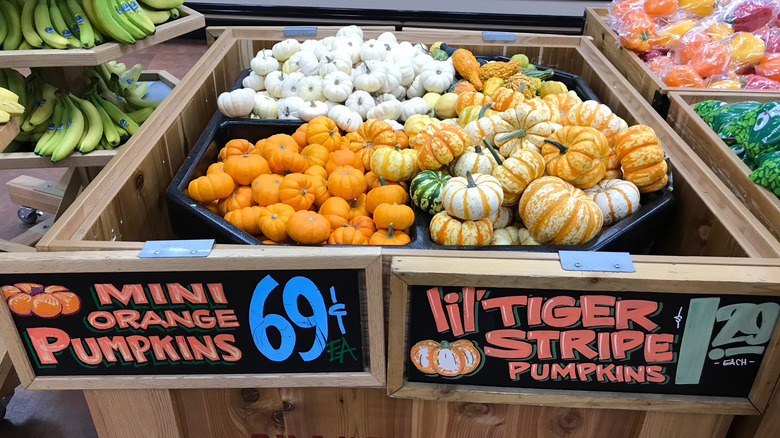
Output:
[442,172,503,221]
[584,179,641,226]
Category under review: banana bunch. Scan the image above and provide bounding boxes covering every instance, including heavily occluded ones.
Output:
[0,0,183,50]
[6,61,163,161]
[0,70,27,124]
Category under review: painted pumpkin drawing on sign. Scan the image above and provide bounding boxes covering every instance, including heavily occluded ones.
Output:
[410,339,483,377]
[2,283,82,318]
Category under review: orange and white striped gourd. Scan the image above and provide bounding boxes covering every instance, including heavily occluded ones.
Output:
[565,100,628,146]
[584,179,641,226]
[493,102,553,156]
[441,171,503,220]
[429,211,493,246]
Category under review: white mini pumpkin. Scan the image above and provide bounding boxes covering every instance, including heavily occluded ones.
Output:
[322,71,353,102]
[377,31,397,44]
[242,71,265,91]
[280,71,305,98]
[298,76,325,101]
[250,50,279,76]
[584,179,641,226]
[300,39,329,60]
[389,85,407,101]
[253,94,279,119]
[332,36,361,64]
[336,25,363,41]
[272,39,301,61]
[406,76,425,98]
[491,226,520,245]
[265,71,286,99]
[375,93,397,104]
[489,206,513,229]
[318,55,352,77]
[384,119,404,131]
[345,90,375,119]
[360,39,388,61]
[282,52,302,73]
[278,96,305,119]
[394,56,416,86]
[413,53,434,75]
[399,97,429,121]
[328,105,362,132]
[379,62,403,94]
[297,51,320,76]
[367,99,401,121]
[299,101,330,122]
[217,88,255,118]
[420,61,455,94]
[351,61,387,93]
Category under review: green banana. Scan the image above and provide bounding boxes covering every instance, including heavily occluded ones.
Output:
[95,94,138,135]
[109,0,145,40]
[119,0,154,35]
[51,96,85,162]
[125,94,159,110]
[106,60,127,76]
[126,106,153,123]
[137,0,183,10]
[20,78,41,132]
[168,6,178,19]
[0,70,8,89]
[65,0,94,48]
[80,0,107,40]
[92,24,102,44]
[29,82,57,125]
[88,93,120,146]
[138,4,168,24]
[125,80,147,99]
[71,95,102,153]
[98,88,129,112]
[10,0,27,10]
[4,69,27,109]
[0,8,9,47]
[117,62,142,89]
[56,0,79,37]
[0,1,23,50]
[17,38,33,49]
[87,0,135,44]
[34,97,65,155]
[48,0,81,48]
[34,0,70,49]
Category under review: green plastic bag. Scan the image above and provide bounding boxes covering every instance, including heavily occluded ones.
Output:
[714,101,762,145]
[694,100,726,122]
[743,101,780,162]
[749,151,780,197]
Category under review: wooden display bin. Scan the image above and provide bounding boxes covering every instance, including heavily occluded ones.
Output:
[0,27,777,438]
[666,92,780,242]
[583,8,780,115]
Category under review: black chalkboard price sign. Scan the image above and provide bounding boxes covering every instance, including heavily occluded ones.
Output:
[0,250,385,389]
[387,256,780,414]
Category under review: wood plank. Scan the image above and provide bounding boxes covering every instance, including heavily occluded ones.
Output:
[84,389,184,438]
[667,92,780,242]
[0,6,205,69]
[6,175,65,214]
[0,150,116,170]
[730,379,780,438]
[174,388,285,437]
[0,336,20,397]
[9,216,54,247]
[635,412,733,438]
[0,239,36,253]
[0,117,19,151]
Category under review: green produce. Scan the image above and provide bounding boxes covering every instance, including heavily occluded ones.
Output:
[510,53,529,68]
[409,170,452,215]
[693,100,725,121]
[750,151,780,197]
[743,102,780,162]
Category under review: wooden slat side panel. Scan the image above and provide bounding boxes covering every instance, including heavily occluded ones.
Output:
[85,389,184,438]
[175,388,285,438]
[635,412,733,438]
[667,93,780,241]
[730,379,780,438]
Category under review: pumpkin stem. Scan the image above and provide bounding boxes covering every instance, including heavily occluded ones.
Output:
[465,171,477,188]
[386,223,395,238]
[496,128,527,143]
[543,138,568,154]
[477,102,493,119]
[309,101,317,108]
[474,142,482,154]
[482,139,503,164]
[379,176,386,186]
[518,82,525,93]
[30,285,44,296]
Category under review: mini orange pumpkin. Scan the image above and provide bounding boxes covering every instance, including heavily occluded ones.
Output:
[348,215,376,238]
[373,203,415,230]
[218,139,255,161]
[368,224,411,245]
[278,173,316,211]
[32,292,62,318]
[225,205,266,234]
[217,186,255,216]
[258,203,296,242]
[188,173,235,203]
[395,131,409,149]
[261,134,300,159]
[366,177,409,214]
[251,174,284,206]
[328,166,367,200]
[305,165,329,180]
[268,149,309,175]
[292,123,309,148]
[326,149,364,174]
[308,175,332,207]
[319,197,351,229]
[301,143,330,168]
[328,225,369,245]
[7,293,33,316]
[490,88,525,112]
[365,172,407,191]
[307,116,342,151]
[223,153,270,185]
[287,211,332,244]
[207,162,224,175]
[349,194,369,219]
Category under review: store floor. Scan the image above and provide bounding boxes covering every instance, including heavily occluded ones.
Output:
[0,37,209,436]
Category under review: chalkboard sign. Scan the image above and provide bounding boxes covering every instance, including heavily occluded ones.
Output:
[387,256,780,414]
[0,249,385,389]
[405,285,779,397]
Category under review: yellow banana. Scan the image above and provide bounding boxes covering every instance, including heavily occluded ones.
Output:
[71,95,102,153]
[51,96,85,162]
[30,82,56,126]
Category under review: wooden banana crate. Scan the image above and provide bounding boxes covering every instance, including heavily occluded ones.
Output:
[0,117,19,152]
[18,27,780,438]
[666,92,780,242]
[0,70,178,170]
[583,7,780,115]
[0,6,204,69]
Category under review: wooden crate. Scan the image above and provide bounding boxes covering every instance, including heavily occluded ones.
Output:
[23,27,780,438]
[667,92,780,242]
[0,117,19,152]
[0,6,204,69]
[583,8,780,114]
